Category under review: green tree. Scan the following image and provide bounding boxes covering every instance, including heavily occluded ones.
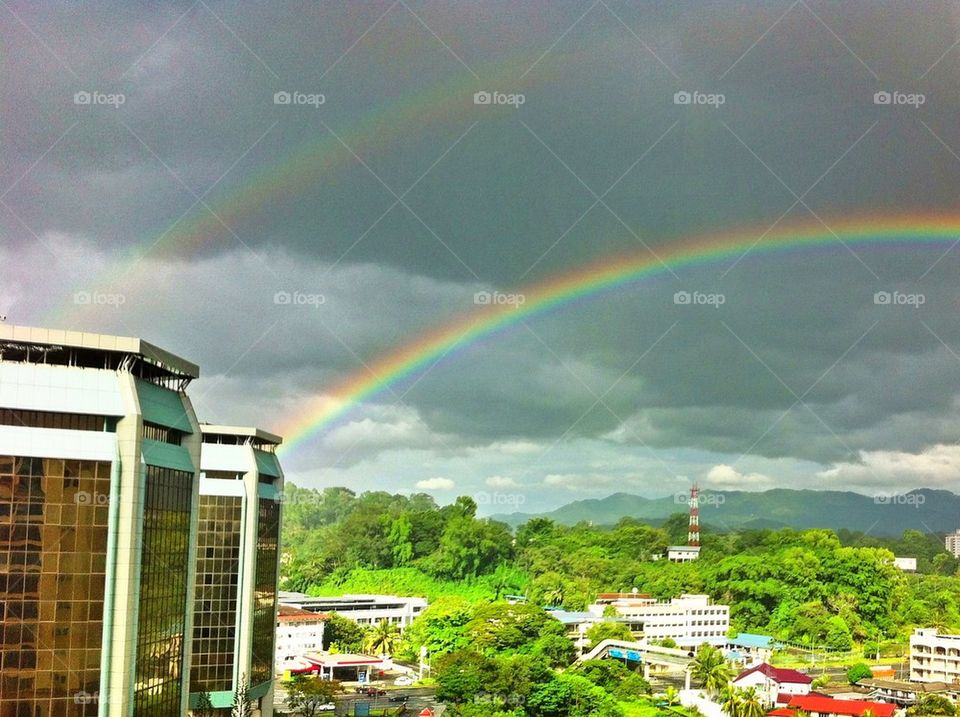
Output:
[907,695,957,717]
[691,644,732,696]
[323,612,365,652]
[720,686,742,717]
[528,673,624,717]
[435,649,496,704]
[585,620,634,649]
[286,676,342,717]
[738,686,766,717]
[846,663,873,685]
[194,691,215,717]
[363,618,400,656]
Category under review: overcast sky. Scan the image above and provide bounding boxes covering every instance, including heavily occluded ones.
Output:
[4,1,960,513]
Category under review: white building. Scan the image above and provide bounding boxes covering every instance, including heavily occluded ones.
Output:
[732,663,812,706]
[588,593,729,648]
[945,531,960,558]
[278,592,427,629]
[911,628,960,682]
[893,557,917,572]
[275,605,327,672]
[667,545,701,563]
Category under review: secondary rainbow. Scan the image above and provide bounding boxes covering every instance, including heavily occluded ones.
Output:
[276,213,960,455]
[46,55,532,323]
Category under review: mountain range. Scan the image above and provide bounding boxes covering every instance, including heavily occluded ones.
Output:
[491,488,960,536]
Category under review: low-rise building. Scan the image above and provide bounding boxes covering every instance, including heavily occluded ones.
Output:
[786,694,895,717]
[910,628,960,683]
[587,593,729,648]
[275,606,327,673]
[731,663,812,706]
[724,633,777,665]
[279,592,427,629]
[893,557,917,572]
[859,678,960,706]
[667,545,701,562]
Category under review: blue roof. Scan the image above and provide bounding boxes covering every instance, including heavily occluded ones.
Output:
[548,610,597,625]
[730,632,775,649]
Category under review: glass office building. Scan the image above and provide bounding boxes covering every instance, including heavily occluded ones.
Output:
[190,426,283,717]
[0,326,202,717]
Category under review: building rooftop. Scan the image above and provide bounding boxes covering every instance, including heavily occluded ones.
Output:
[859,679,950,693]
[0,324,199,380]
[734,662,812,685]
[278,605,328,622]
[787,694,895,717]
[729,632,776,649]
[201,423,283,446]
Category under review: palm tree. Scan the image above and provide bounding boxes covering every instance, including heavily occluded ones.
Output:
[691,644,733,696]
[738,687,765,717]
[363,619,400,656]
[664,687,680,706]
[720,686,742,717]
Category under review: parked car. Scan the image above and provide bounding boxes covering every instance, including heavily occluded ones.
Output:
[318,704,335,712]
[356,686,386,696]
[394,675,414,686]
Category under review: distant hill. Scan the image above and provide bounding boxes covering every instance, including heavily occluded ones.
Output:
[491,488,960,535]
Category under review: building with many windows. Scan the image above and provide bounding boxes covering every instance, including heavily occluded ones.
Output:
[587,593,729,648]
[945,530,960,558]
[275,606,327,674]
[910,628,960,683]
[0,325,202,717]
[189,425,283,717]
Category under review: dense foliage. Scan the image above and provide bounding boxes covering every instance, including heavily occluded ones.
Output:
[281,485,960,649]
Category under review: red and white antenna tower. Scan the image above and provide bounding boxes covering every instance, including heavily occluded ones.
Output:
[687,483,700,546]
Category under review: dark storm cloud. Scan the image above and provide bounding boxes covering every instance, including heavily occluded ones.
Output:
[4,1,960,497]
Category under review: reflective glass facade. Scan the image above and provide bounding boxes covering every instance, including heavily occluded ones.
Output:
[133,465,193,717]
[190,494,242,692]
[0,456,110,717]
[250,498,279,686]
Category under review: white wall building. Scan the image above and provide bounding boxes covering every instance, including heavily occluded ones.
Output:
[911,628,960,682]
[732,663,812,706]
[667,546,701,563]
[893,557,917,572]
[278,592,427,629]
[587,593,729,648]
[945,531,960,558]
[275,606,327,672]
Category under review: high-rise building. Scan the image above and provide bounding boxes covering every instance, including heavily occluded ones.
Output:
[190,425,283,717]
[945,529,960,557]
[0,325,202,717]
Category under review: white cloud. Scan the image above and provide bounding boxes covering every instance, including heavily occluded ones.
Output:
[817,444,960,490]
[486,475,520,488]
[416,477,455,490]
[704,464,773,488]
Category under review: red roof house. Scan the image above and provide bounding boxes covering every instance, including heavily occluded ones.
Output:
[787,694,896,717]
[735,663,814,686]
